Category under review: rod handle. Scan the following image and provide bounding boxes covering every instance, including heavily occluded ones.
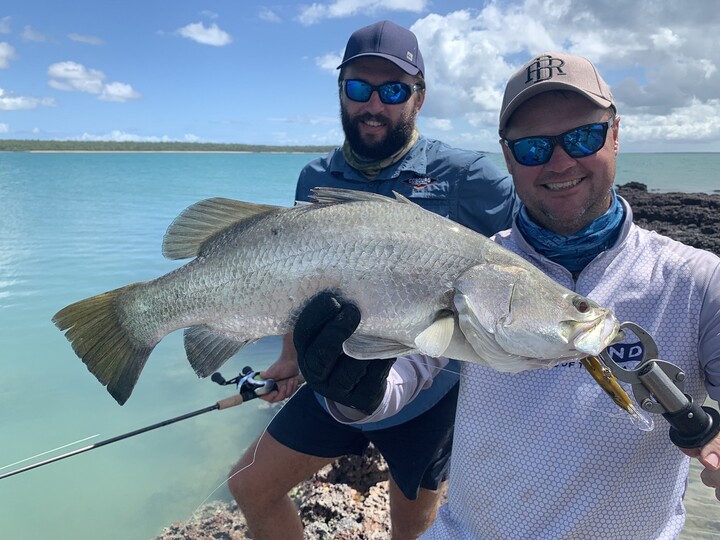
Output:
[216,394,245,410]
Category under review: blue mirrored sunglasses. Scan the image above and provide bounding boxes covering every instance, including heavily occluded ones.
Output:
[503,121,612,167]
[341,79,422,105]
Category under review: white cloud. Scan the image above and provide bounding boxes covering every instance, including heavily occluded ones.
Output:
[48,61,105,93]
[0,123,9,133]
[75,130,201,142]
[621,98,720,143]
[269,115,339,126]
[315,51,343,72]
[426,117,453,131]
[100,82,141,102]
[177,22,232,46]
[0,16,10,34]
[68,33,104,45]
[368,1,720,149]
[0,42,15,68]
[259,8,282,23]
[21,25,47,42]
[298,0,429,25]
[0,88,55,110]
[47,61,140,102]
[78,130,171,142]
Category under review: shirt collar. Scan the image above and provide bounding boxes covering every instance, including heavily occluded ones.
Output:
[329,134,428,180]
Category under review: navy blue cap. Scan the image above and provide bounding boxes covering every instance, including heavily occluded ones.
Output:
[337,20,424,77]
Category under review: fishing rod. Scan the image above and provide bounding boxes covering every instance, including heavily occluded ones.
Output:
[0,366,277,481]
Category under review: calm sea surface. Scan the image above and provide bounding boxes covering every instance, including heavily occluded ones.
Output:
[0,151,718,540]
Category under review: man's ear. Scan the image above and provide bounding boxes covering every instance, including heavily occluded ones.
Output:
[500,140,515,175]
[612,115,621,156]
[414,88,426,113]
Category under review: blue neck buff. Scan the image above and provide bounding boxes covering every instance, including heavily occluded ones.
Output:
[516,189,624,273]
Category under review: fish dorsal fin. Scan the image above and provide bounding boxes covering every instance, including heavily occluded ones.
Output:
[163,197,280,260]
[310,187,414,206]
[391,190,413,204]
[414,313,455,358]
[343,334,417,359]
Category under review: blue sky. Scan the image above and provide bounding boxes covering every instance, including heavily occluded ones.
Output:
[1,0,719,152]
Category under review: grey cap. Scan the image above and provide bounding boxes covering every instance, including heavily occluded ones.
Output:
[499,52,615,133]
[337,20,424,76]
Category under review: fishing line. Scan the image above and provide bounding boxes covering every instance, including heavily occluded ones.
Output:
[195,361,468,510]
[0,434,100,472]
[193,362,462,512]
[194,393,291,511]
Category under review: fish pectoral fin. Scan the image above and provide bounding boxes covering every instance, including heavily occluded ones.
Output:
[184,326,253,377]
[163,197,280,259]
[414,314,455,358]
[343,335,417,359]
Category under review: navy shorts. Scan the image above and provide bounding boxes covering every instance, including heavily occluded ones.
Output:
[267,382,459,500]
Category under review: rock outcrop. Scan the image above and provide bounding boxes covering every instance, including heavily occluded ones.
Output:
[157,445,394,539]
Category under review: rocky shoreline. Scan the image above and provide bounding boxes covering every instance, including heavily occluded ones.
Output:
[617,183,720,255]
[157,445,393,539]
[156,184,720,540]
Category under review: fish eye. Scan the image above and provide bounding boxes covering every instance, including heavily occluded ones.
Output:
[573,297,591,313]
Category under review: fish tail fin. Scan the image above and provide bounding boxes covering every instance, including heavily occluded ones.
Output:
[52,284,154,406]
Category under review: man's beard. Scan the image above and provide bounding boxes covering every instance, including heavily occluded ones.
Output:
[341,108,416,160]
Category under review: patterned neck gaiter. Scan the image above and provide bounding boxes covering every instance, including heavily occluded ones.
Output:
[516,189,624,273]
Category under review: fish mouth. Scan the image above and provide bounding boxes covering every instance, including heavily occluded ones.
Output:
[567,314,621,355]
[543,177,583,191]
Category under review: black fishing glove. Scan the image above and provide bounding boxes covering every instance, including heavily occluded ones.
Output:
[294,291,396,415]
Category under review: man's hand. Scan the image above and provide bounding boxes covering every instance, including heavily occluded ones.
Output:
[258,334,305,403]
[682,430,720,501]
[294,291,395,415]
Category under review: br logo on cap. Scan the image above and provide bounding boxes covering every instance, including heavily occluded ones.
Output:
[407,52,414,62]
[526,55,566,85]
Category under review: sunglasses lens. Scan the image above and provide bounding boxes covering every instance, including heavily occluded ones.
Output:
[563,124,608,157]
[344,80,373,102]
[343,80,415,104]
[379,83,410,104]
[511,137,555,166]
[508,122,610,166]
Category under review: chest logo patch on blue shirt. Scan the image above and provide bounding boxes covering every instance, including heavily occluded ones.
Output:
[405,176,436,189]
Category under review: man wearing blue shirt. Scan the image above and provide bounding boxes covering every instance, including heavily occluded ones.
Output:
[228,20,517,539]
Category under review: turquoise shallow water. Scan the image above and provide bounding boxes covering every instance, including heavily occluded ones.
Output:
[0,151,717,539]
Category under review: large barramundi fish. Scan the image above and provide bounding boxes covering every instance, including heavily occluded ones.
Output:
[53,188,620,405]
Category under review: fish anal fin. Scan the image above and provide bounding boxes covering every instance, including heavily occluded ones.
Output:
[184,326,252,377]
[162,197,280,260]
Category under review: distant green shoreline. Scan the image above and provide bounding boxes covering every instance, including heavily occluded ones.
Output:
[0,140,336,153]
